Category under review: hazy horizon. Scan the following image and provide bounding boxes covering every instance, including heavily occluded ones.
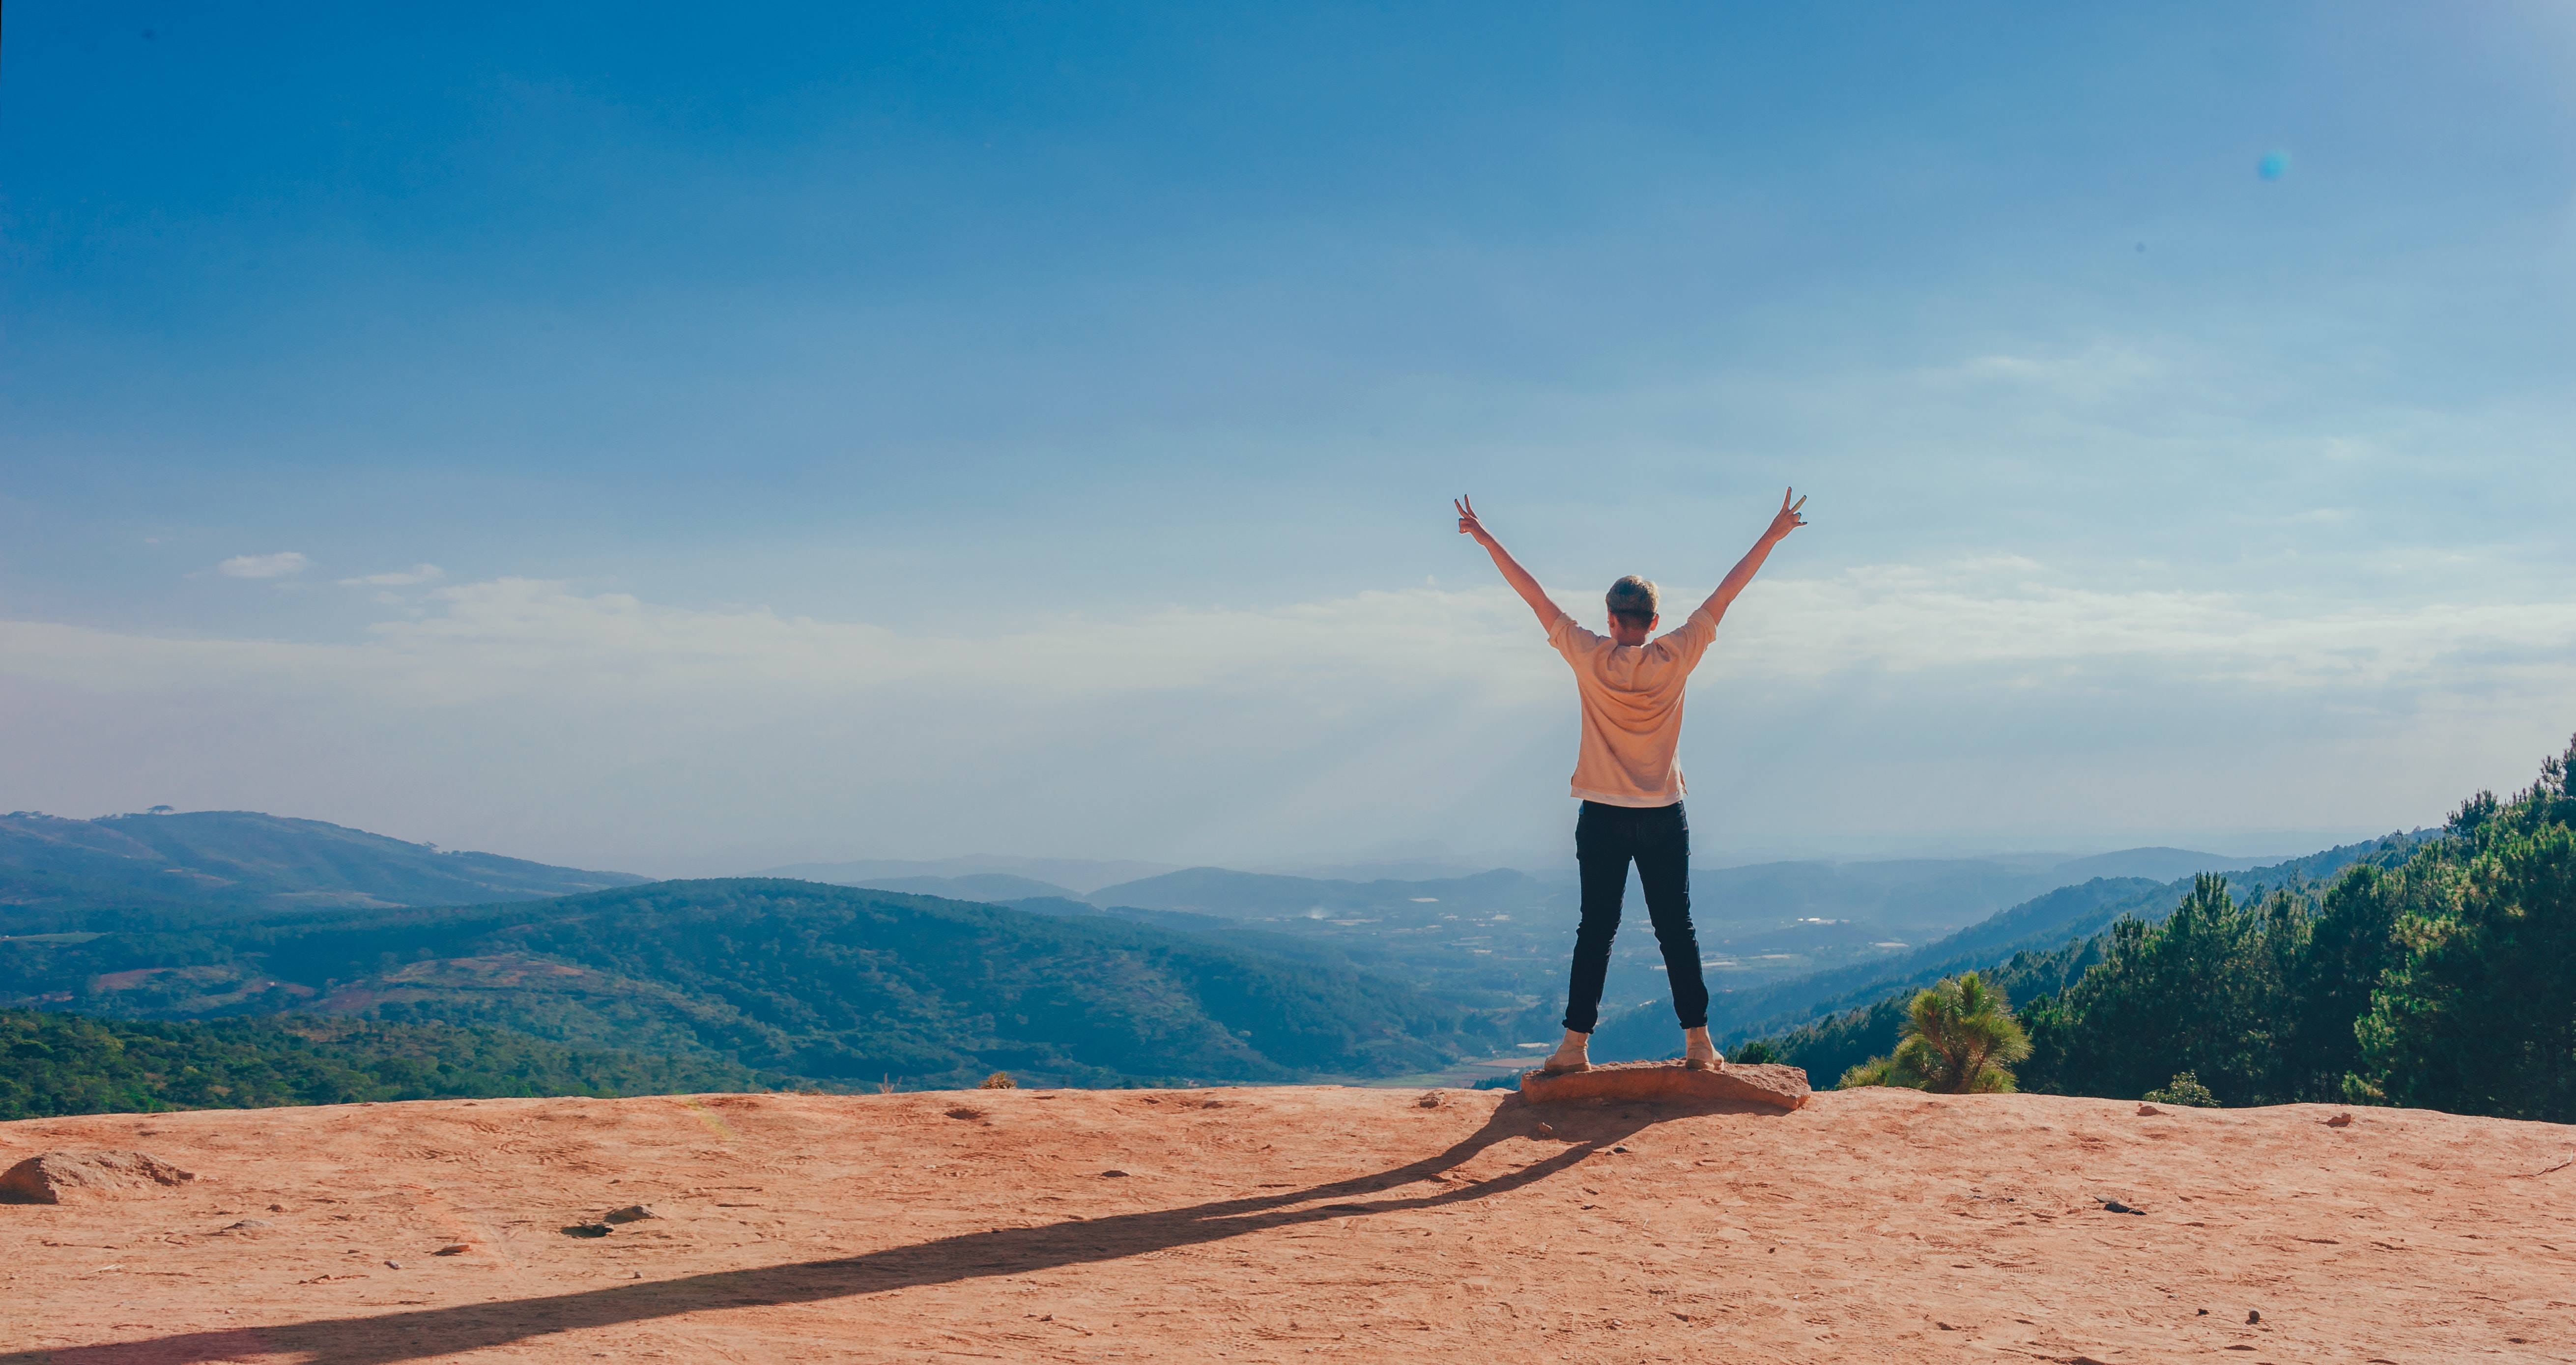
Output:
[6,3,2570,874]
[0,800,2391,886]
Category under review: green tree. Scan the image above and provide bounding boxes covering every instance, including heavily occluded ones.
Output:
[2013,990,2072,1092]
[1730,1039,1783,1066]
[1799,737,2573,1121]
[1836,972,2030,1093]
[2353,739,2576,1120]
[2017,739,2573,1119]
[1891,971,2030,1093]
[2030,875,2301,1104]
[2279,864,2405,1100]
[0,1008,766,1120]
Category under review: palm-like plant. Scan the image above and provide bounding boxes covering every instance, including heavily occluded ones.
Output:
[1838,1054,1902,1088]
[1889,972,2032,1094]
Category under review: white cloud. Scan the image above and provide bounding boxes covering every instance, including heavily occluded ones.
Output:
[338,564,445,588]
[6,566,2572,871]
[16,565,2576,726]
[214,551,310,580]
[1704,560,2576,692]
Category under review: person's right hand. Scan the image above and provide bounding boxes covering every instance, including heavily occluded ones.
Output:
[1456,495,1495,547]
[1764,487,1809,542]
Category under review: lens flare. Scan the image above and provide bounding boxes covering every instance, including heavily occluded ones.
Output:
[2258,150,2291,180]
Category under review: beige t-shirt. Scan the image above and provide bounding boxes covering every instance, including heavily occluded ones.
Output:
[1545,605,1718,807]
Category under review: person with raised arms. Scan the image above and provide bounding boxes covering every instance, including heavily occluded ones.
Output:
[1456,488,1808,1074]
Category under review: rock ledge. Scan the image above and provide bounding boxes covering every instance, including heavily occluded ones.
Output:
[1518,1060,1810,1111]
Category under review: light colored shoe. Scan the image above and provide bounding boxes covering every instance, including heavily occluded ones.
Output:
[1540,1028,1593,1075]
[1682,1025,1722,1072]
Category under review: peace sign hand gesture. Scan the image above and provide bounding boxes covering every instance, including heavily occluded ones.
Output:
[1455,495,1497,548]
[1763,487,1809,543]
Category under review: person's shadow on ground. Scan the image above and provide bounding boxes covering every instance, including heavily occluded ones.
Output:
[3,1092,1787,1365]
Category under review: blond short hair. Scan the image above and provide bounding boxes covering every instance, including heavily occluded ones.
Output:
[1605,575,1659,627]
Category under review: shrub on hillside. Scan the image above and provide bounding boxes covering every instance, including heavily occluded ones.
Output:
[1837,1054,1901,1089]
[1893,972,2029,1093]
[2142,1070,2219,1107]
[1834,972,2028,1094]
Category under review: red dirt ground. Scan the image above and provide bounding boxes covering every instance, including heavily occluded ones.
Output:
[3,1085,2572,1362]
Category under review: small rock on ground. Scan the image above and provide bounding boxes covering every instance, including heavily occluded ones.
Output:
[0,1151,196,1205]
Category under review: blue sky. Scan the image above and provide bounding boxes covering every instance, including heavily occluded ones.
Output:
[4,2,2573,874]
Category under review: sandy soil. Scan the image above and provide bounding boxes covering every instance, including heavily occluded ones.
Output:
[3,1085,2571,1363]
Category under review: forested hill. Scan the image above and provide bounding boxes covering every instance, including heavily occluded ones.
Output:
[0,1008,766,1120]
[1591,830,2424,1062]
[0,810,648,929]
[0,879,1498,1089]
[1743,737,2576,1122]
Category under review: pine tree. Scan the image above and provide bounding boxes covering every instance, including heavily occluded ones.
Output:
[2355,738,2576,1121]
[1891,972,2032,1093]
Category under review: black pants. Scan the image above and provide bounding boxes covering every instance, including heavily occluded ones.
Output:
[1563,800,1709,1033]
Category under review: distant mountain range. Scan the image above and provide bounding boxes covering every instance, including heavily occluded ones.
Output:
[1688,847,2276,936]
[755,856,1175,896]
[801,850,2279,935]
[0,811,644,927]
[833,872,1085,902]
[1081,866,1544,916]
